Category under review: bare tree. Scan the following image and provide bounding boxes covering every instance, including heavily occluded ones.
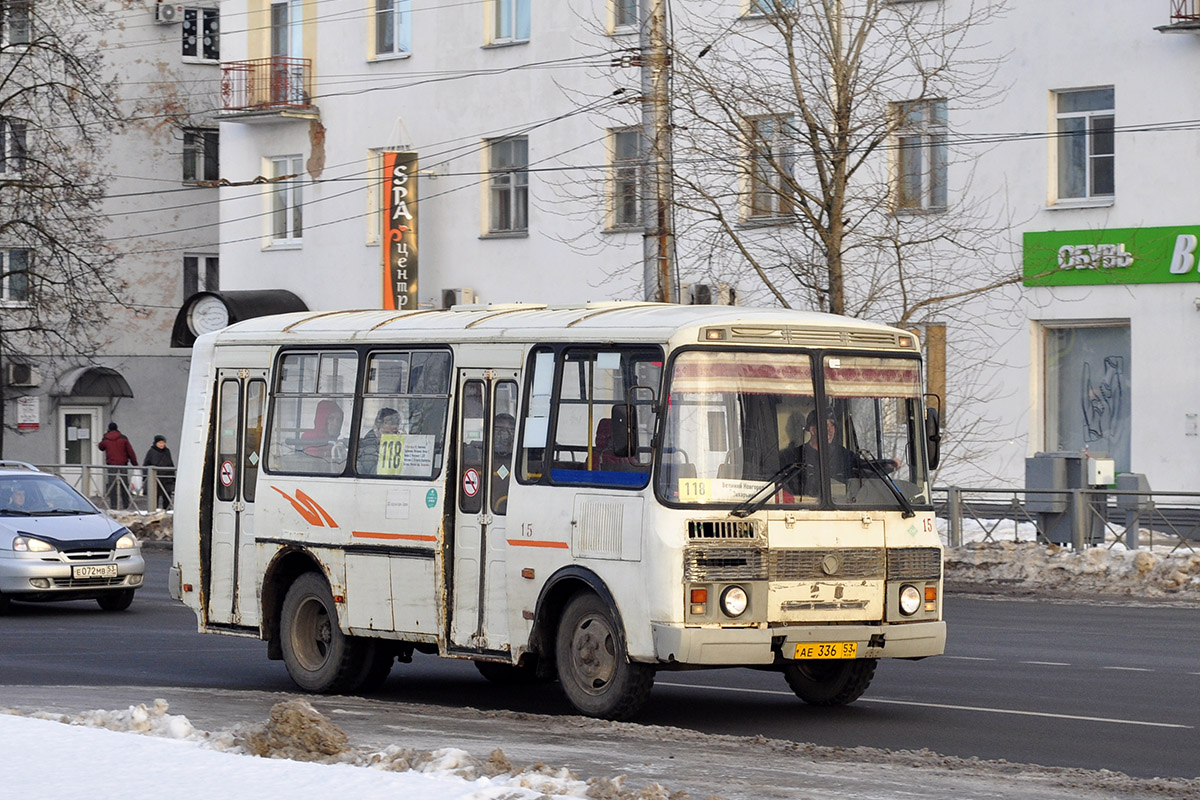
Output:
[0,0,124,453]
[663,0,1016,320]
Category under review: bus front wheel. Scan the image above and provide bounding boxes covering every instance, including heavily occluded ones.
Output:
[555,593,654,721]
[280,572,369,693]
[782,658,877,706]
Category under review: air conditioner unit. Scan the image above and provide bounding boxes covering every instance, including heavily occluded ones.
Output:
[155,2,184,24]
[441,287,476,309]
[5,363,39,387]
[683,282,738,306]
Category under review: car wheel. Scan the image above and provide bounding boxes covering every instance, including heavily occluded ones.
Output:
[97,589,135,612]
[782,658,877,706]
[555,592,654,720]
[280,572,369,693]
[0,591,10,615]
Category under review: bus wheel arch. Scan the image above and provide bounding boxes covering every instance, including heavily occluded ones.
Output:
[535,569,655,721]
[262,548,326,661]
[529,566,621,667]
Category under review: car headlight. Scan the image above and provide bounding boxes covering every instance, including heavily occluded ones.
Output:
[898,584,922,616]
[720,585,749,618]
[13,535,56,553]
[115,530,138,549]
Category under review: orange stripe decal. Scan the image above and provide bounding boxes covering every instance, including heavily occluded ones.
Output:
[506,539,570,549]
[352,531,437,542]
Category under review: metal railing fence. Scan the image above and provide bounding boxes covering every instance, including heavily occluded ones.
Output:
[26,463,175,515]
[935,486,1200,553]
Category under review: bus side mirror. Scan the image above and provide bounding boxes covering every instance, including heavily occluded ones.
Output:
[925,406,942,471]
[610,403,635,458]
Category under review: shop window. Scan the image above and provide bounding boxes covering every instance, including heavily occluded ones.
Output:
[1043,324,1130,471]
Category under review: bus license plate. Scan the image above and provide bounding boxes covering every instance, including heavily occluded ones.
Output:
[795,642,857,659]
[73,564,118,580]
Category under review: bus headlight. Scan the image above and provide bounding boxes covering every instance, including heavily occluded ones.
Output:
[898,584,922,616]
[720,585,748,618]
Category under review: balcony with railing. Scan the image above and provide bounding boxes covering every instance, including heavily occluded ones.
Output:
[220,57,319,122]
[1159,0,1200,32]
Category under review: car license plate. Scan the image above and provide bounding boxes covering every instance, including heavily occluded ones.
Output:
[795,642,857,659]
[72,564,118,579]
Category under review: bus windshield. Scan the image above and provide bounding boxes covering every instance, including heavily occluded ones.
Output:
[657,350,931,511]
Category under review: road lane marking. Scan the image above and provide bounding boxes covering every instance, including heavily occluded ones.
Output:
[1104,666,1152,672]
[1021,661,1071,666]
[946,656,995,661]
[655,681,1193,729]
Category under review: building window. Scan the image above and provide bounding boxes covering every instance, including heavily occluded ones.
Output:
[490,0,530,44]
[894,99,948,212]
[487,137,528,234]
[1043,323,1130,471]
[747,0,797,16]
[0,118,28,174]
[745,115,795,219]
[1,0,31,45]
[612,0,638,30]
[270,155,304,242]
[375,0,411,56]
[182,7,220,61]
[1055,88,1114,201]
[1,249,30,304]
[183,129,219,183]
[609,127,644,229]
[183,254,219,297]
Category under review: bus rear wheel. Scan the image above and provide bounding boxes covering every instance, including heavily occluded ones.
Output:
[555,593,654,721]
[280,572,370,693]
[782,658,877,706]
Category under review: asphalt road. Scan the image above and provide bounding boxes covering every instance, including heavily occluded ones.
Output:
[1,547,1197,781]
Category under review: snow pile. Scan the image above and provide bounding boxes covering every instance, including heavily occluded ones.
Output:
[1,700,706,800]
[945,542,1200,599]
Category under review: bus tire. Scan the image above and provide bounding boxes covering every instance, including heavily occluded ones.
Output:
[97,589,135,612]
[555,592,654,720]
[280,572,368,693]
[782,658,877,706]
[356,643,395,692]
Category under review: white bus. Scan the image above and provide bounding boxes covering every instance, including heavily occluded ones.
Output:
[170,303,945,720]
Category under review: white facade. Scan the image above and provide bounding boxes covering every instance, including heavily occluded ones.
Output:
[2,1,220,478]
[212,1,1200,492]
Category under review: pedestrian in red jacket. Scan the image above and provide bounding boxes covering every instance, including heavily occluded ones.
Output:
[98,422,138,509]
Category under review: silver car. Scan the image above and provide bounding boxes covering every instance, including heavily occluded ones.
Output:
[0,462,145,613]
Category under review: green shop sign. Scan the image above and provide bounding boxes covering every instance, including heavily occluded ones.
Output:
[1023,225,1200,286]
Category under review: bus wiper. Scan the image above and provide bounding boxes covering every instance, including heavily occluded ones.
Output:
[730,461,804,518]
[856,449,915,518]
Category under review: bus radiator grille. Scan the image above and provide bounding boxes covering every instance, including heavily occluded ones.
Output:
[886,547,942,581]
[683,547,768,581]
[769,549,884,581]
[686,520,760,540]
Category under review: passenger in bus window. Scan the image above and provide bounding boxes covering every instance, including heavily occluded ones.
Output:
[358,407,400,475]
[490,413,516,514]
[300,399,346,462]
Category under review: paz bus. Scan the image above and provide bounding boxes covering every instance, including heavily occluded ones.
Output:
[170,302,945,720]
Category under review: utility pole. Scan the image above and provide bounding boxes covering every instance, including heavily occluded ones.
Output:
[640,0,676,303]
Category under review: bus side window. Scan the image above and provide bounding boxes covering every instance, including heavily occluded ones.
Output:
[266,351,357,475]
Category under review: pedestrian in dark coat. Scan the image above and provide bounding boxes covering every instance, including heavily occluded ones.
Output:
[143,434,175,509]
[98,422,138,509]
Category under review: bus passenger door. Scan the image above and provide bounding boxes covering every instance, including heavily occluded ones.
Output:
[207,369,268,627]
[449,370,519,652]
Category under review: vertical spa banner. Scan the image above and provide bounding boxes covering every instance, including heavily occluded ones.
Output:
[382,151,418,309]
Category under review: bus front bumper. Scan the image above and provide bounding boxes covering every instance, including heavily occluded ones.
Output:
[650,620,946,666]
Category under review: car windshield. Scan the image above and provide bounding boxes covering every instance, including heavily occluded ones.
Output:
[0,475,98,515]
[656,350,930,510]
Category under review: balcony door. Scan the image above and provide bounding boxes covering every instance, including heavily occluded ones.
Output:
[270,0,304,104]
